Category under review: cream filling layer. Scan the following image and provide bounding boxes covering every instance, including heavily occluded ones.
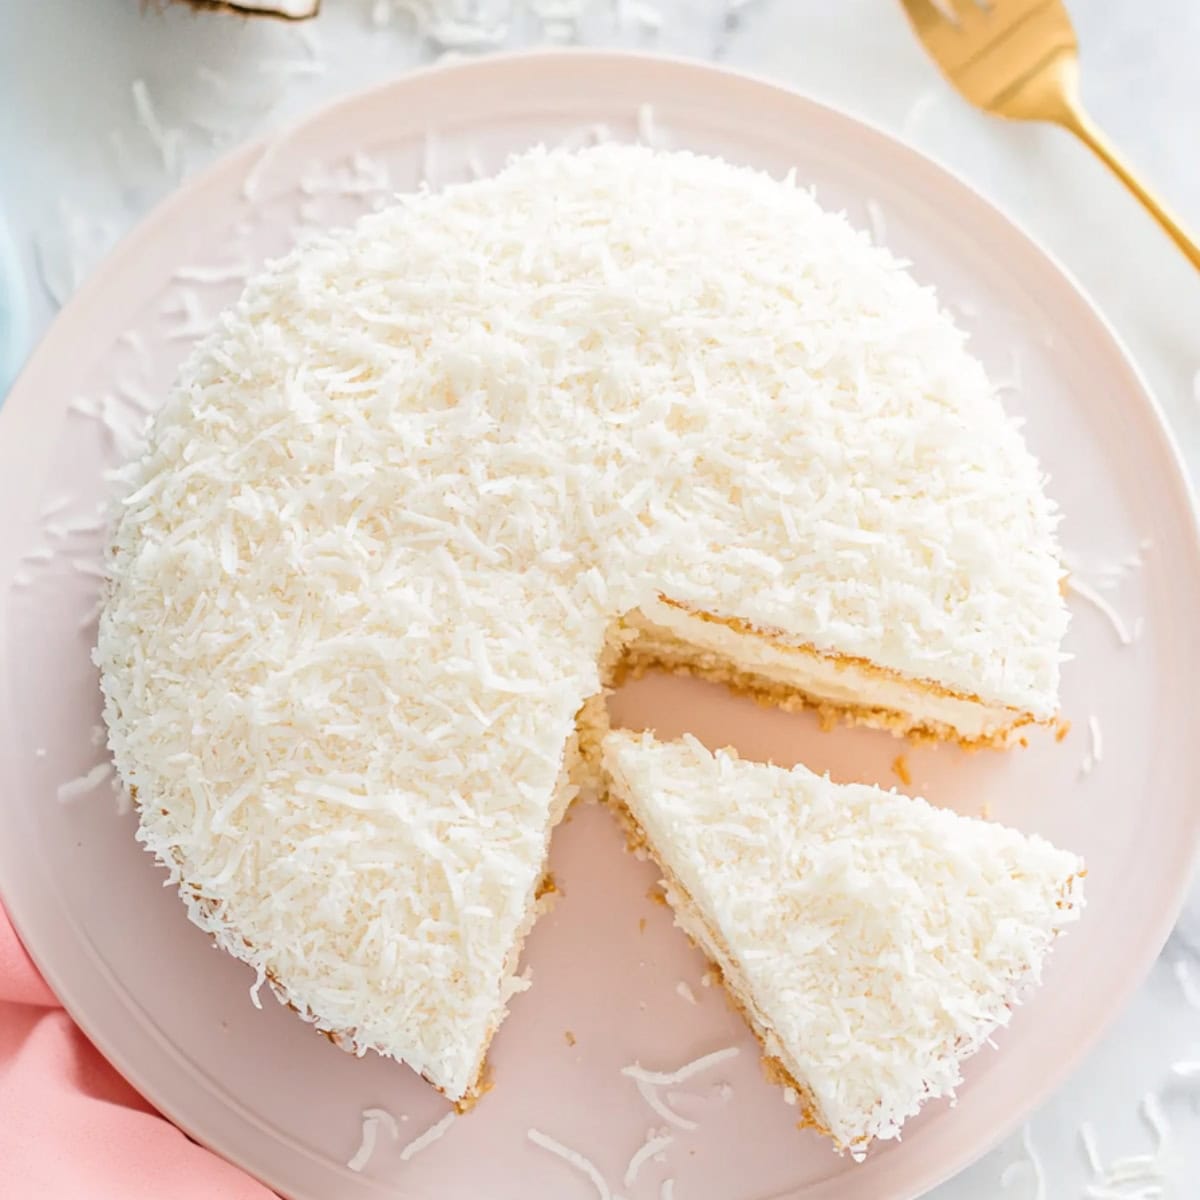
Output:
[635,597,1024,741]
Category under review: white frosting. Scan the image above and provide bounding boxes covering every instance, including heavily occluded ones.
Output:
[97,145,1066,1101]
[602,731,1084,1154]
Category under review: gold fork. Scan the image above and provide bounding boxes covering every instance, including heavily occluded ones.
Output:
[898,0,1200,270]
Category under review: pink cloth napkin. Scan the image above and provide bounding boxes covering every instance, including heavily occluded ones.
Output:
[0,902,272,1200]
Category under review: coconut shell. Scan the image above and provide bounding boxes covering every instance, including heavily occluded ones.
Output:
[163,0,320,19]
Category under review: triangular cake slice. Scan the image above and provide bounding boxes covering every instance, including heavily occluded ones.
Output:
[601,730,1084,1156]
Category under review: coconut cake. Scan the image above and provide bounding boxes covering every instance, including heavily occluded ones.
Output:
[96,143,1068,1107]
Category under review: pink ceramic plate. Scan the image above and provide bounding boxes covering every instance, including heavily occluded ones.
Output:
[1,50,1198,1200]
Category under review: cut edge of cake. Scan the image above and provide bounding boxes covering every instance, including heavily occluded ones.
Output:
[445,724,607,1108]
[124,598,1060,1110]
[281,604,1056,1105]
[617,600,1044,749]
[599,728,1085,1157]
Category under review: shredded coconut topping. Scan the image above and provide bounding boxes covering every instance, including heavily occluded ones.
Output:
[97,145,1066,1101]
[604,731,1083,1153]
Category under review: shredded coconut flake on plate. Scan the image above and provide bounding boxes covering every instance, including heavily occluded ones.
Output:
[1066,577,1134,646]
[622,1047,740,1089]
[623,1127,673,1188]
[347,1106,399,1172]
[161,288,214,342]
[622,1047,739,1131]
[1079,713,1104,777]
[174,261,253,285]
[527,1128,613,1200]
[629,1076,697,1132]
[57,761,114,802]
[39,495,72,520]
[399,1109,456,1161]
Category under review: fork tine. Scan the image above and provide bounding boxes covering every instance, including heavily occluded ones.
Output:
[901,0,988,35]
[945,0,992,33]
[898,0,951,27]
[901,0,1088,117]
[899,0,997,71]
[898,0,967,55]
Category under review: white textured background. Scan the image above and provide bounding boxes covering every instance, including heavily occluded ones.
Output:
[1,2,1198,1197]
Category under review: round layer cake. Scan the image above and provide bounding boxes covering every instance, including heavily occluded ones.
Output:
[97,144,1067,1106]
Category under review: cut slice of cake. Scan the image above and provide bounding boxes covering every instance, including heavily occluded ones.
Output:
[601,730,1084,1156]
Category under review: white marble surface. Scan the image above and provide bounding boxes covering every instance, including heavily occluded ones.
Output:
[1,1,1198,1196]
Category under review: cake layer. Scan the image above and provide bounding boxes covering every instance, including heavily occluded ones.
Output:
[99,144,1067,1101]
[601,730,1084,1156]
[626,600,1027,744]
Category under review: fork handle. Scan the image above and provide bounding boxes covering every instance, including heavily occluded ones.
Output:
[1054,101,1200,272]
